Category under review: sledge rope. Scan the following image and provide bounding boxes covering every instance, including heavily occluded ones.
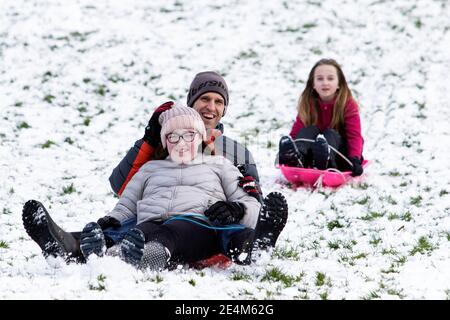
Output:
[294,138,354,167]
[163,213,246,230]
[313,168,346,189]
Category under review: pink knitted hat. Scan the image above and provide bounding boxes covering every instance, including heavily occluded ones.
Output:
[159,104,207,148]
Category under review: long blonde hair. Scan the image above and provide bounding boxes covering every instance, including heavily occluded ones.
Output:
[298,59,355,132]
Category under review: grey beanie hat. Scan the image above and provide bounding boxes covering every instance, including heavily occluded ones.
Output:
[186,71,229,116]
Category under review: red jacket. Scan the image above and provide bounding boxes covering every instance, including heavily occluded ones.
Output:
[289,97,364,158]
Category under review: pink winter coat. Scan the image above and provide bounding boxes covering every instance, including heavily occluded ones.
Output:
[289,97,364,158]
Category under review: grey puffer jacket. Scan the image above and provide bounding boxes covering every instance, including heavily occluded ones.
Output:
[108,155,261,229]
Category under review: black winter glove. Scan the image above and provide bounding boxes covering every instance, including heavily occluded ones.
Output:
[143,102,173,148]
[96,216,121,230]
[204,201,246,226]
[350,156,364,177]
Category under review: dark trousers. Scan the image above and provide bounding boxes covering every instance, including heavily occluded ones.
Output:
[71,217,254,264]
[294,125,351,171]
[135,219,221,263]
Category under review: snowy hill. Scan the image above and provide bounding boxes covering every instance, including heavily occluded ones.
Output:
[1,0,449,299]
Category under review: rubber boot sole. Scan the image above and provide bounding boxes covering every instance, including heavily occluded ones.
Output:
[22,200,80,260]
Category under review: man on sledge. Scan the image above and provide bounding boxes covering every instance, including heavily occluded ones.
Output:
[23,71,288,267]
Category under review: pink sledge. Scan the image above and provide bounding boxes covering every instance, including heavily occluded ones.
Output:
[279,160,369,188]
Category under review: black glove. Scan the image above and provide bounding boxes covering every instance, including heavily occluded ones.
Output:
[204,201,246,226]
[350,156,364,177]
[143,102,173,148]
[96,216,121,230]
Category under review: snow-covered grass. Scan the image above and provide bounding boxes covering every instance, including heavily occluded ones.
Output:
[1,0,449,299]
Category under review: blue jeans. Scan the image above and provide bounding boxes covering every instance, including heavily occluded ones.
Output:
[103,217,137,244]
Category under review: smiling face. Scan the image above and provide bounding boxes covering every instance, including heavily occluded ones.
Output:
[192,92,225,129]
[166,128,202,164]
[313,64,340,102]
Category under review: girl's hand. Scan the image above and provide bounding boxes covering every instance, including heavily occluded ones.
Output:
[350,157,364,176]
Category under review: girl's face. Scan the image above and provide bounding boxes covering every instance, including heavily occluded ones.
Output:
[313,64,339,102]
[166,128,202,164]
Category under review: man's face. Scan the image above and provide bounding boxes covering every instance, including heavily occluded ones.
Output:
[192,92,225,130]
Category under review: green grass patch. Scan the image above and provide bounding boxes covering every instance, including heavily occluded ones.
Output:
[356,182,369,190]
[363,291,381,300]
[89,274,106,291]
[388,170,401,177]
[384,195,397,205]
[387,213,399,220]
[62,183,76,194]
[410,236,435,255]
[17,121,31,129]
[40,140,56,148]
[410,195,422,206]
[273,246,300,260]
[315,272,327,287]
[188,279,196,286]
[356,196,370,205]
[327,220,344,231]
[83,117,92,126]
[352,252,367,260]
[151,275,164,283]
[94,84,109,96]
[0,241,9,249]
[319,291,328,300]
[328,240,340,250]
[43,94,56,104]
[231,271,252,281]
[393,256,407,265]
[361,211,385,221]
[400,211,412,222]
[369,236,382,246]
[261,267,303,287]
[381,248,399,255]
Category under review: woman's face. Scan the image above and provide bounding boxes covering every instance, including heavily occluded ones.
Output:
[313,64,339,102]
[166,128,202,164]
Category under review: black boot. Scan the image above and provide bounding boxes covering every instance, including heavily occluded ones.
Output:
[226,228,255,265]
[254,192,288,250]
[80,222,106,259]
[312,134,330,170]
[278,136,304,167]
[22,200,81,261]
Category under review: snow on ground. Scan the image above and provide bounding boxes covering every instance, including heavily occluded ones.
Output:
[1,0,449,299]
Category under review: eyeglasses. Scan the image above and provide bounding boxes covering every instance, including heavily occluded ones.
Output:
[166,132,198,144]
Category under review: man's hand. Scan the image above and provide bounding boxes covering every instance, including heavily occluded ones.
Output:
[96,216,121,230]
[143,102,174,148]
[204,201,246,226]
[203,128,222,155]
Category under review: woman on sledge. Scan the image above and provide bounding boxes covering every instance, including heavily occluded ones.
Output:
[278,58,364,176]
[24,105,261,271]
